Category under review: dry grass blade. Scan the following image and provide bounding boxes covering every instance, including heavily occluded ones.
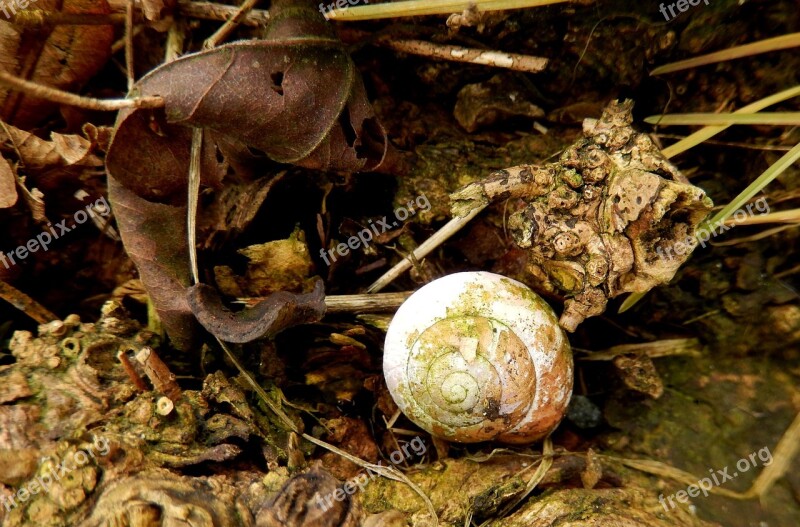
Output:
[650,32,800,75]
[722,208,800,226]
[367,203,487,293]
[215,337,439,524]
[712,224,798,247]
[490,436,554,522]
[605,456,747,499]
[188,128,203,284]
[749,410,800,497]
[605,410,800,500]
[645,113,800,126]
[326,0,570,21]
[705,142,800,231]
[660,85,800,158]
[302,434,439,524]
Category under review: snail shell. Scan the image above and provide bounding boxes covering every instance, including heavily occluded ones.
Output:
[383,272,573,444]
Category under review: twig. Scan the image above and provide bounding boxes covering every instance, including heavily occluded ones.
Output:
[117,349,149,392]
[0,280,58,324]
[165,19,188,61]
[235,292,412,312]
[0,71,164,111]
[367,204,487,293]
[325,292,411,312]
[577,338,703,361]
[377,39,548,73]
[15,2,270,27]
[180,0,269,25]
[203,0,261,49]
[125,0,135,91]
[108,0,270,27]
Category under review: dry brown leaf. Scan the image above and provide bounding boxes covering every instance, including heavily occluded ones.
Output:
[14,176,45,222]
[0,122,102,169]
[0,154,16,208]
[140,0,175,21]
[0,1,114,127]
[106,0,392,349]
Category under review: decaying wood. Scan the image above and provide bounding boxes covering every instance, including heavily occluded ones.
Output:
[372,100,714,330]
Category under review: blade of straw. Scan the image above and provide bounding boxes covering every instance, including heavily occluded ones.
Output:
[326,0,569,21]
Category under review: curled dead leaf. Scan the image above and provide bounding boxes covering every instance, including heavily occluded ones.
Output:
[106,0,392,349]
[0,155,16,208]
[187,279,326,344]
[0,122,103,169]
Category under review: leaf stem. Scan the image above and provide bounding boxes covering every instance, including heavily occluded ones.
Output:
[0,71,164,111]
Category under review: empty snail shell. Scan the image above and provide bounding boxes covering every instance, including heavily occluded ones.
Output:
[383,272,573,444]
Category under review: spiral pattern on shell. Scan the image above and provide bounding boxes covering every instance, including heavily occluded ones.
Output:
[383,272,573,444]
